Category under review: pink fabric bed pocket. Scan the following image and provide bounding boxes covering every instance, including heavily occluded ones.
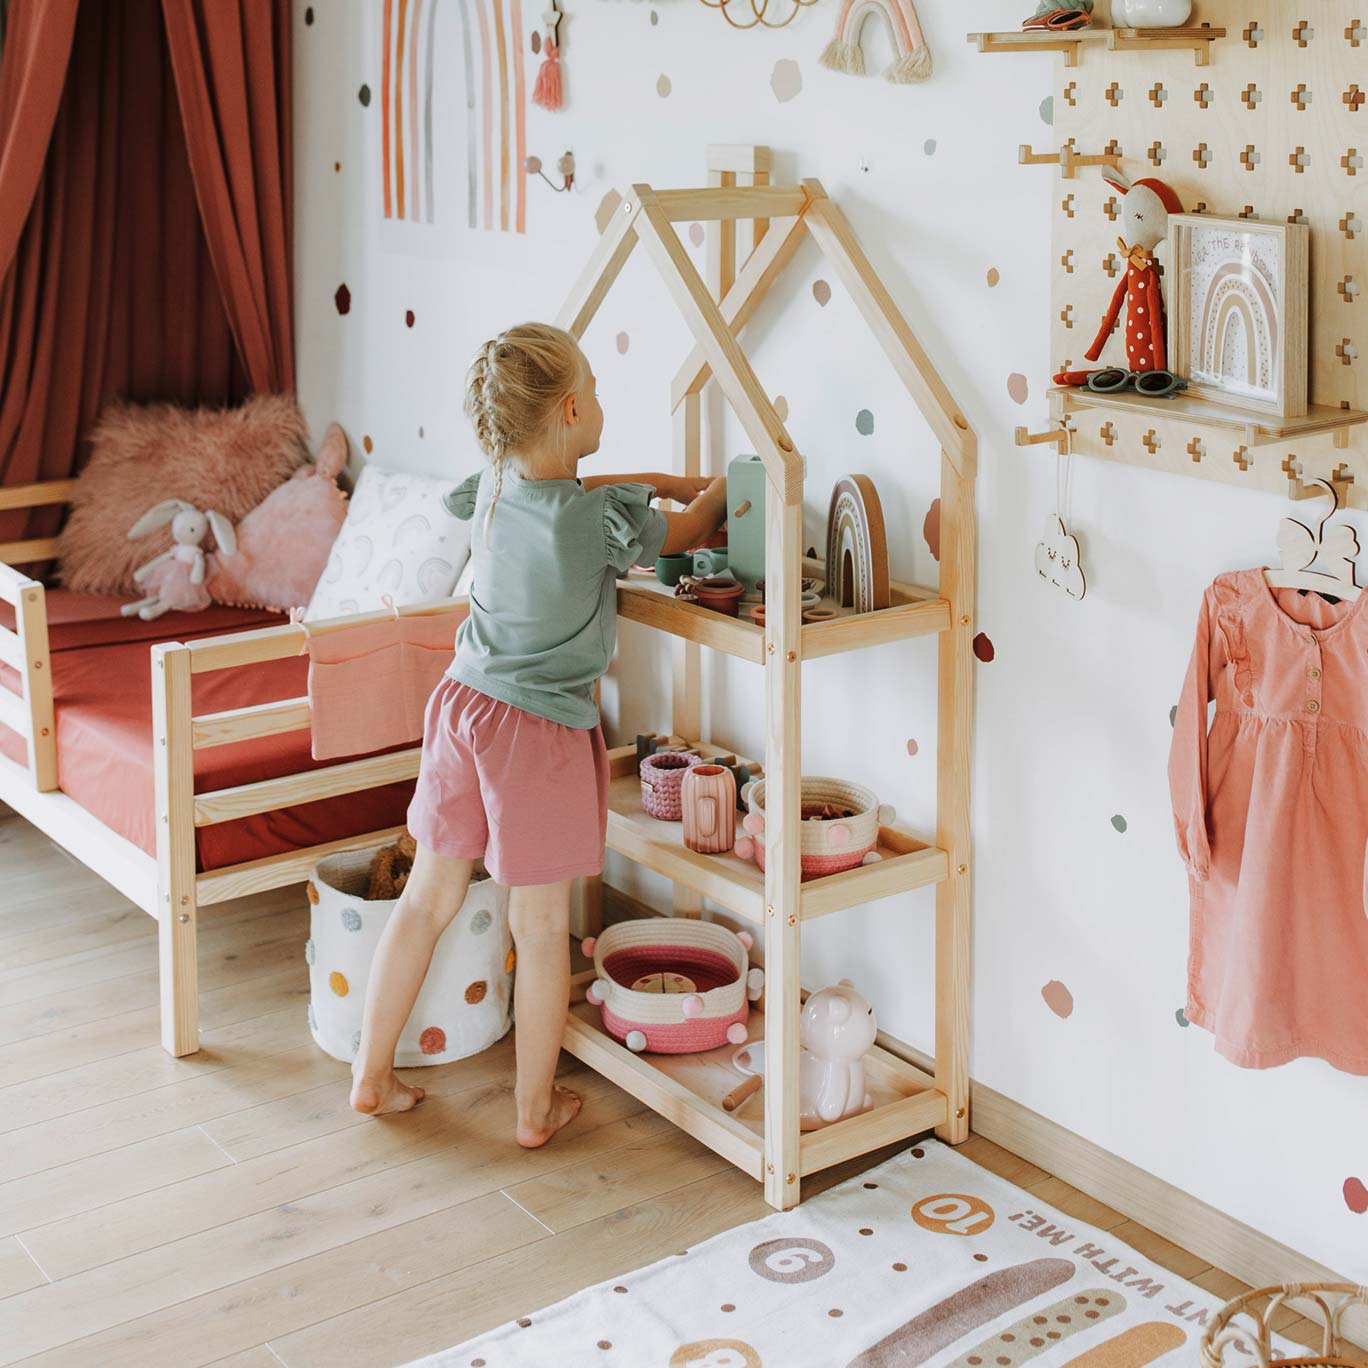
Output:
[306,614,460,761]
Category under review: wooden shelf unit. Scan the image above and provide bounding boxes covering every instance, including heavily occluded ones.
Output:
[555,144,976,1211]
[967,25,1226,67]
[1049,387,1368,451]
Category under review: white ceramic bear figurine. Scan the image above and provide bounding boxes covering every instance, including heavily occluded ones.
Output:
[799,980,877,1128]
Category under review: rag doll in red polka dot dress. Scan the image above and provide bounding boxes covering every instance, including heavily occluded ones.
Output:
[1056,173,1187,391]
[1084,170,1184,374]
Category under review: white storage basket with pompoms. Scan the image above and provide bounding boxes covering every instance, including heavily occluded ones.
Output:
[305,848,513,1066]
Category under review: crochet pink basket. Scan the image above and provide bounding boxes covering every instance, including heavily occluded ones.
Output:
[639,751,701,821]
[582,918,764,1055]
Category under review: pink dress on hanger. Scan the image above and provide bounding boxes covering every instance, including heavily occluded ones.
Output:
[1169,568,1368,1074]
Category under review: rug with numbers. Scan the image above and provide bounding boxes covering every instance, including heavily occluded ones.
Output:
[404,1139,1287,1368]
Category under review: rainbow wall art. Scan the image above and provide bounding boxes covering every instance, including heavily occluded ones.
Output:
[456,0,528,233]
[381,0,440,223]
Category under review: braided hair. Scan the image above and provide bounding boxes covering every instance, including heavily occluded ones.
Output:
[463,323,582,541]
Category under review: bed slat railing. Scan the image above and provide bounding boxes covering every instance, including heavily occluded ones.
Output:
[0,566,57,789]
[191,697,312,749]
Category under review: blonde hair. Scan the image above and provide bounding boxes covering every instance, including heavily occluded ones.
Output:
[464,322,583,539]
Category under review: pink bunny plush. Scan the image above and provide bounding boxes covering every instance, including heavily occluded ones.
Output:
[207,422,349,612]
[122,500,236,620]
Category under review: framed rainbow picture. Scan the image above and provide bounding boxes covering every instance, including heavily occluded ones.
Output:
[1167,214,1309,419]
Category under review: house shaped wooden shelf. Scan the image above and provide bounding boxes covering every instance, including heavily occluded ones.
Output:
[554,145,977,1210]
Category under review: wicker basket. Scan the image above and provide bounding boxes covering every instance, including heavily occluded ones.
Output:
[584,918,758,1054]
[639,751,701,820]
[1201,1283,1368,1367]
[743,776,886,878]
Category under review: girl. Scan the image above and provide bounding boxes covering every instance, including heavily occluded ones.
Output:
[350,322,728,1147]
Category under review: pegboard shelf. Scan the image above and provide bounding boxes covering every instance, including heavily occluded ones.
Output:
[967,25,1225,67]
[1049,387,1368,450]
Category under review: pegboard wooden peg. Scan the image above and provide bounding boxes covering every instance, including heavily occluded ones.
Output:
[1015,424,1070,453]
[1019,144,1122,179]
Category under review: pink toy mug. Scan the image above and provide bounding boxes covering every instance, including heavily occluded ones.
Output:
[681,764,737,854]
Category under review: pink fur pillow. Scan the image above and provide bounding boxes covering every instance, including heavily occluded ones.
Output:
[207,424,350,611]
[58,395,311,596]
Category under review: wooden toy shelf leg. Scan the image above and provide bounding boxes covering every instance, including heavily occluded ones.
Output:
[934,450,974,1144]
[764,490,804,1209]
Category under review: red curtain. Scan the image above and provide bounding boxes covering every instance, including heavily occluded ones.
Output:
[162,0,294,395]
[0,0,292,542]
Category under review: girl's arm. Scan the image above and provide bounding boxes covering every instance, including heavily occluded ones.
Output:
[659,476,728,555]
[581,471,712,504]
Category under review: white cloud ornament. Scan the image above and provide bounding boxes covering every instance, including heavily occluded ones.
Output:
[1035,514,1087,601]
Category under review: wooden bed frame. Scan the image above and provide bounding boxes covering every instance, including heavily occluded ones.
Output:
[0,477,471,1056]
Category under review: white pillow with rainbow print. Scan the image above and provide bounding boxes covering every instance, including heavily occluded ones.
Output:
[305,466,472,622]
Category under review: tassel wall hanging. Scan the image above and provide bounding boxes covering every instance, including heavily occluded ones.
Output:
[820,0,932,84]
[532,0,564,111]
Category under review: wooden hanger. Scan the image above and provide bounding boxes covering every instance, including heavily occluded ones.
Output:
[1265,478,1362,601]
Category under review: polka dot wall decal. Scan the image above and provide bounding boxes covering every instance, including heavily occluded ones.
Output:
[1008,372,1029,405]
[531,28,541,53]
[340,907,363,932]
[405,309,415,328]
[334,283,351,315]
[465,980,488,1004]
[855,409,875,436]
[923,139,937,156]
[1175,1008,1190,1028]
[771,58,802,104]
[1039,94,1054,125]
[1170,705,1178,727]
[616,331,630,354]
[906,738,919,756]
[987,267,1000,288]
[973,632,995,663]
[419,1026,446,1055]
[597,1342,612,1352]
[362,435,374,453]
[333,161,341,173]
[305,5,314,23]
[812,279,831,307]
[774,395,789,421]
[329,971,350,997]
[656,74,672,97]
[418,426,425,438]
[688,222,704,247]
[650,8,658,22]
[1042,979,1074,1018]
[358,83,371,107]
[613,1286,628,1294]
[1110,814,1128,833]
[923,498,941,561]
[1343,1177,1368,1214]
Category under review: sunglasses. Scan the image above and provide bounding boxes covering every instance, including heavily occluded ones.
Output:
[1086,368,1189,398]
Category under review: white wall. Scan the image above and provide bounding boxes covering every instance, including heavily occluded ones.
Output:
[295,0,1368,1274]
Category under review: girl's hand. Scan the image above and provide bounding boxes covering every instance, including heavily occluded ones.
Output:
[659,475,715,506]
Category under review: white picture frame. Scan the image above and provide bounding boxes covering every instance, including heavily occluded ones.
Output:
[1167,214,1309,419]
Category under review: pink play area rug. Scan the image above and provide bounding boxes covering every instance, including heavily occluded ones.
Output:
[404,1139,1288,1367]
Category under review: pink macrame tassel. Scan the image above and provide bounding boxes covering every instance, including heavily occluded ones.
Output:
[532,43,563,112]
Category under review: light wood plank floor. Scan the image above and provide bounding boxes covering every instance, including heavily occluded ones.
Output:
[0,805,1333,1366]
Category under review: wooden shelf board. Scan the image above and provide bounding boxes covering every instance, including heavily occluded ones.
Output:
[617,564,948,664]
[1050,386,1368,449]
[564,975,943,1182]
[968,26,1225,66]
[606,741,946,923]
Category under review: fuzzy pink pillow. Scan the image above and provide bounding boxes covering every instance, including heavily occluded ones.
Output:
[58,395,310,596]
[207,424,350,611]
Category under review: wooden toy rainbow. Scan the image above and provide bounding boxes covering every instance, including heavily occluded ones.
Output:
[819,0,931,84]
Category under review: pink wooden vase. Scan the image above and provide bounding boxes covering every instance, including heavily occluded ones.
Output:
[681,764,737,854]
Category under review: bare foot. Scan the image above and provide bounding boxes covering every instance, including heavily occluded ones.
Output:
[515,1085,582,1148]
[350,1071,426,1116]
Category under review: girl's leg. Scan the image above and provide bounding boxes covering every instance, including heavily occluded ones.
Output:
[351,845,474,1115]
[508,879,582,1148]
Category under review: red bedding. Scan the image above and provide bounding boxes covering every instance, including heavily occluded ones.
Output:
[0,596,425,872]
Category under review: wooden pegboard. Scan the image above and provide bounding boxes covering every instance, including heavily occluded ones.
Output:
[1046,3,1367,504]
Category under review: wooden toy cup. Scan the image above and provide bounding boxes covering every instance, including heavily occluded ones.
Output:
[681,764,737,854]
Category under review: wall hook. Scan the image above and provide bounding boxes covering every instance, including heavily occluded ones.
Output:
[525,151,575,193]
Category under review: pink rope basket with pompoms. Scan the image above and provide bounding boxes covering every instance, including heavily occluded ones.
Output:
[581,918,764,1055]
[736,776,894,880]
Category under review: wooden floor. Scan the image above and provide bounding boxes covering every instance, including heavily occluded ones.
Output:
[0,804,1335,1367]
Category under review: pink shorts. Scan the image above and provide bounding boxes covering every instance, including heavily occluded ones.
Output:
[407,678,609,886]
